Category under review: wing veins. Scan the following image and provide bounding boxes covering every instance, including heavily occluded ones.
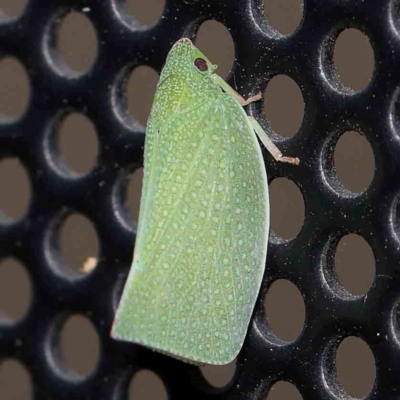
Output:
[219,104,238,342]
[164,162,220,348]
[136,100,216,258]
[144,102,220,255]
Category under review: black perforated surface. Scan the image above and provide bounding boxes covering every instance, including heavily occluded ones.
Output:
[1,0,399,398]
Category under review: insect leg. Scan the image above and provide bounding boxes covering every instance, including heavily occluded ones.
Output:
[248,116,300,165]
[212,74,262,106]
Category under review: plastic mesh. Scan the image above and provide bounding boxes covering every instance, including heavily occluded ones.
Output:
[1,0,399,398]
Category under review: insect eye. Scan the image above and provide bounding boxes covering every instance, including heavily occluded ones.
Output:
[194,58,208,72]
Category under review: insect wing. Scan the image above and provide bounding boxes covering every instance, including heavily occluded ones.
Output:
[112,92,269,365]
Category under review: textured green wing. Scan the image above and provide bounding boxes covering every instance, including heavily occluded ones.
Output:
[112,94,269,365]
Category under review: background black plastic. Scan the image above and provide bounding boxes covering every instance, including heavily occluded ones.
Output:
[1,0,400,398]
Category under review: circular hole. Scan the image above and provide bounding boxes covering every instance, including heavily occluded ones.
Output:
[263,0,303,35]
[59,213,99,275]
[200,359,236,388]
[269,178,304,240]
[195,20,235,79]
[334,234,375,296]
[392,300,400,344]
[0,157,31,222]
[57,113,99,176]
[267,381,302,400]
[390,1,400,36]
[393,198,400,244]
[127,66,159,127]
[0,57,30,120]
[264,75,304,138]
[126,167,143,226]
[332,29,374,92]
[391,89,400,137]
[0,0,27,19]
[57,11,98,75]
[335,336,376,398]
[333,130,375,194]
[129,369,168,400]
[264,279,305,342]
[60,314,100,378]
[0,258,32,323]
[0,359,32,400]
[125,0,165,26]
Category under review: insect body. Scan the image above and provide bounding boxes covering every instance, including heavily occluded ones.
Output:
[111,38,298,365]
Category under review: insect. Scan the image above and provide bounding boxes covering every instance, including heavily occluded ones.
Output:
[111,38,299,365]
